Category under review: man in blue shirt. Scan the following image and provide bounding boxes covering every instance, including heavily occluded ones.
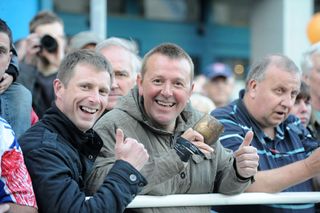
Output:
[212,54,320,213]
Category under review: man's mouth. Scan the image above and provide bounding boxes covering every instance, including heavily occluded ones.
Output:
[80,106,98,114]
[155,100,175,107]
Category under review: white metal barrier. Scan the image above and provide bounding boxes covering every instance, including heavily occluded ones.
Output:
[126,192,320,208]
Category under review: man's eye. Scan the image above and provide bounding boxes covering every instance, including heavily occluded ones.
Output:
[153,79,162,84]
[99,90,109,96]
[175,82,184,87]
[115,72,128,77]
[276,88,283,94]
[80,85,89,89]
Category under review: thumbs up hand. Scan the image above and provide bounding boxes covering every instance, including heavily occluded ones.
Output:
[115,128,149,171]
[234,131,259,179]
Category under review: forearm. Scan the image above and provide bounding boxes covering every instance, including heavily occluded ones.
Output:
[246,159,315,192]
[7,203,37,213]
[89,160,146,213]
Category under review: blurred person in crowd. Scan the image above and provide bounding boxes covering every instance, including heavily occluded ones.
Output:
[301,43,320,141]
[290,81,315,131]
[17,11,67,118]
[0,116,37,212]
[190,92,215,114]
[14,38,27,62]
[19,49,149,213]
[203,62,235,108]
[212,54,320,213]
[0,19,32,138]
[96,37,141,111]
[193,74,207,95]
[69,31,102,52]
[85,43,259,213]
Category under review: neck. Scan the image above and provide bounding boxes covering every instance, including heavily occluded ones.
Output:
[38,62,58,76]
[261,127,275,139]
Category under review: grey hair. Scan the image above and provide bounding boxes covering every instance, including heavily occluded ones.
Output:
[57,49,113,86]
[141,43,194,83]
[301,42,320,76]
[245,54,301,90]
[95,37,141,79]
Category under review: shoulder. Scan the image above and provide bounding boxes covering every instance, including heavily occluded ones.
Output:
[211,101,245,130]
[19,122,60,153]
[211,101,238,119]
[95,108,138,130]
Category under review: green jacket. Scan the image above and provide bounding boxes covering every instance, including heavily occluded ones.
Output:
[308,109,320,141]
[85,86,251,213]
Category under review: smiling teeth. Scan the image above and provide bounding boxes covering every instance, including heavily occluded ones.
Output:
[81,106,97,114]
[157,100,174,107]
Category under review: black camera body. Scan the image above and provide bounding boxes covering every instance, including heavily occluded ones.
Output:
[40,35,58,53]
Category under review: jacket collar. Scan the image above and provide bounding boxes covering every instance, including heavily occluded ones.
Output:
[41,104,102,159]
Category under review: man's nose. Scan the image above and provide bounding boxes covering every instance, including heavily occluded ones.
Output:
[111,76,119,90]
[161,83,173,97]
[281,94,294,108]
[298,100,308,113]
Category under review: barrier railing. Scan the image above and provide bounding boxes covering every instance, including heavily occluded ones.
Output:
[126,192,320,208]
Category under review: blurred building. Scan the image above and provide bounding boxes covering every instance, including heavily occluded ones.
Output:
[0,0,315,81]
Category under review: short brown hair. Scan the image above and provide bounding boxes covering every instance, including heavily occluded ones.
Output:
[29,11,64,33]
[57,49,113,86]
[140,43,194,83]
[296,81,310,102]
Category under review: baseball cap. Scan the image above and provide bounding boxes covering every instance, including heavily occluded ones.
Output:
[203,62,233,79]
[69,31,102,51]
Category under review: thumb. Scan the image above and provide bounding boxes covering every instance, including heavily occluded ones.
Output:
[240,130,254,148]
[115,128,124,145]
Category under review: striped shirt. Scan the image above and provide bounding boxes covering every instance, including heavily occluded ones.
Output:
[0,117,37,208]
[211,90,319,213]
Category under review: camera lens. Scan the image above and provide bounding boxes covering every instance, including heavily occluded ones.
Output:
[40,35,58,53]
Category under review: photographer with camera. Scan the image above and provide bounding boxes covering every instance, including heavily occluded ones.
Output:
[18,11,66,118]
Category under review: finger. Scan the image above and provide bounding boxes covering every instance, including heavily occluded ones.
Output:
[115,128,124,145]
[192,141,214,153]
[181,128,194,140]
[240,131,254,148]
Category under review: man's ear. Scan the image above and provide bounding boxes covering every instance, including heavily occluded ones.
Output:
[189,82,194,97]
[247,79,257,98]
[137,73,143,96]
[53,79,64,99]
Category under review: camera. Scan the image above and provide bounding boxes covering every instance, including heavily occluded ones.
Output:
[40,34,58,53]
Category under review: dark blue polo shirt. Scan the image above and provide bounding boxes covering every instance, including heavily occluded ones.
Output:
[211,90,319,213]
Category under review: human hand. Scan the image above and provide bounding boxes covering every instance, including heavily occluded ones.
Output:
[24,33,41,64]
[25,33,41,55]
[234,131,259,178]
[0,73,13,94]
[181,128,214,154]
[0,204,9,213]
[115,128,149,171]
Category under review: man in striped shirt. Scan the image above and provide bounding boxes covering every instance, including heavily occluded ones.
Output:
[0,117,37,212]
[211,54,320,213]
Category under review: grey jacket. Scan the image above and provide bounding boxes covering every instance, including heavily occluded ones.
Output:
[85,86,251,213]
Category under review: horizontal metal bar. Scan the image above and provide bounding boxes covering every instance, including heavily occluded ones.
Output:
[126,192,320,208]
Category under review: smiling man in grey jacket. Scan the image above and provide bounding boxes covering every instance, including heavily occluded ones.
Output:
[86,43,259,213]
